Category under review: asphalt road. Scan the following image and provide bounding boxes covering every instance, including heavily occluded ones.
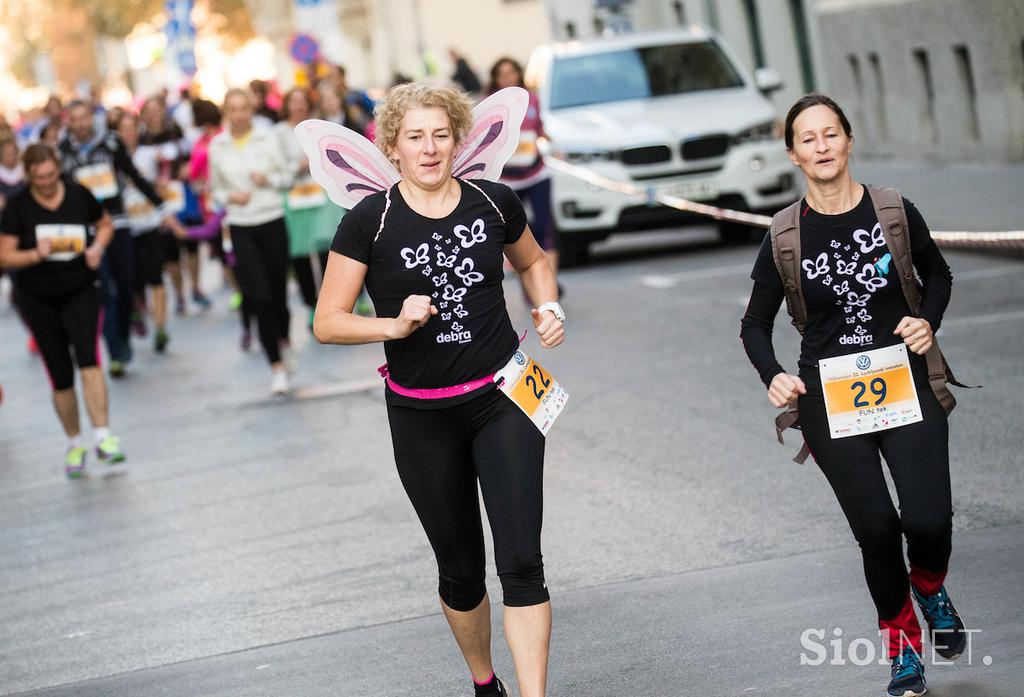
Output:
[1,159,1022,696]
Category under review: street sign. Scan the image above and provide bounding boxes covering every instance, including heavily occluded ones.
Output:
[290,34,320,65]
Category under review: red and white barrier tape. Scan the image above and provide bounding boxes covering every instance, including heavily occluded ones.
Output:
[544,155,1024,249]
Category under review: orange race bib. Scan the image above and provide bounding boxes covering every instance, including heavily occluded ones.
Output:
[818,344,923,439]
[494,349,568,436]
[74,163,118,200]
[287,180,328,210]
[157,181,186,214]
[35,224,87,261]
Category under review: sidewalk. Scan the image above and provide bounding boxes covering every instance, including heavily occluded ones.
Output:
[13,523,1022,696]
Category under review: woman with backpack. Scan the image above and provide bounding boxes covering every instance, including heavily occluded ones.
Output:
[740,94,967,697]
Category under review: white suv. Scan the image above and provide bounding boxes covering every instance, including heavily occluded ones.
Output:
[526,27,799,263]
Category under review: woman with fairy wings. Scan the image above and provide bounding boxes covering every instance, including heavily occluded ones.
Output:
[297,84,564,697]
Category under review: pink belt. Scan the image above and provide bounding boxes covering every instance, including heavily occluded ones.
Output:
[377,331,526,400]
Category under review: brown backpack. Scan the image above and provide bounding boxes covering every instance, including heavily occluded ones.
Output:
[769,184,969,464]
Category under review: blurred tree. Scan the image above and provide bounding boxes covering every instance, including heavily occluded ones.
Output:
[0,0,256,92]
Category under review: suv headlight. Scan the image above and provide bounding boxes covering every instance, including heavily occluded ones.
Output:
[733,120,782,145]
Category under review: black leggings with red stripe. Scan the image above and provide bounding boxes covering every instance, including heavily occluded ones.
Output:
[798,374,952,651]
[387,388,549,611]
[18,280,101,391]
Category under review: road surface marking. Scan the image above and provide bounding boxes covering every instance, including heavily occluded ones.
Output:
[640,262,753,288]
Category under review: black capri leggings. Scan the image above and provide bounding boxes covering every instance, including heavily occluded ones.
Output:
[798,374,952,623]
[230,218,291,365]
[134,229,166,289]
[387,388,549,610]
[18,280,101,391]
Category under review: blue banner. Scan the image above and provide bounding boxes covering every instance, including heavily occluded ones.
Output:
[165,0,197,76]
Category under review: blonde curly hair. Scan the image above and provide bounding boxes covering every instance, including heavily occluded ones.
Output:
[373,83,474,157]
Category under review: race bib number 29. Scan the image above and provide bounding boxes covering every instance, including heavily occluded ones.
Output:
[819,343,923,439]
[494,350,568,436]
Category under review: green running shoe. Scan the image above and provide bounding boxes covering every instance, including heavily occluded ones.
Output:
[109,360,126,378]
[229,291,243,311]
[96,435,126,464]
[65,446,87,478]
[154,327,169,353]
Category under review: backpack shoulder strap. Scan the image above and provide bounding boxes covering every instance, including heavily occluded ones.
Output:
[865,185,921,312]
[865,184,971,414]
[769,200,807,335]
[769,200,813,464]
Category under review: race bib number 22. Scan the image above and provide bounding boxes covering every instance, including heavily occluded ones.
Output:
[493,350,568,436]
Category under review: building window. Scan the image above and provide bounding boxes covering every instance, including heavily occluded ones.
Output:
[953,44,980,141]
[849,54,863,99]
[741,0,766,69]
[912,49,937,144]
[564,21,577,39]
[672,1,686,25]
[868,52,887,143]
[788,0,815,91]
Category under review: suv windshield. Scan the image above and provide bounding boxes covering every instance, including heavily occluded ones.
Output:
[549,40,744,109]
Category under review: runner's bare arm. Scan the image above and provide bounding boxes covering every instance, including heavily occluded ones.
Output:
[92,212,113,248]
[0,232,48,269]
[505,224,563,348]
[505,224,558,309]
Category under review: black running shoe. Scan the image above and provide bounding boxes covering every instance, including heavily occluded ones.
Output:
[474,675,511,696]
[887,646,926,696]
[912,584,966,660]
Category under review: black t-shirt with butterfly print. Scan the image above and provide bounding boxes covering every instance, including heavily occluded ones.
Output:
[741,188,952,387]
[332,178,528,409]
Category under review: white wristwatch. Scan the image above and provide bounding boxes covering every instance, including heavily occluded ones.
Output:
[537,301,566,325]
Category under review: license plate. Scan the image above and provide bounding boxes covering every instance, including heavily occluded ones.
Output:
[659,179,719,201]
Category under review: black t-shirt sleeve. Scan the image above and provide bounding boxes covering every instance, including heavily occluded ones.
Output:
[113,135,163,206]
[740,233,788,387]
[0,196,23,238]
[484,182,527,244]
[904,197,952,330]
[330,194,383,265]
[79,184,105,223]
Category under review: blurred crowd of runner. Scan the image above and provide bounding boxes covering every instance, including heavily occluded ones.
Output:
[1,53,559,463]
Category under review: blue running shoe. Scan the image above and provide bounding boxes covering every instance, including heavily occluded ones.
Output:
[887,646,926,697]
[912,584,966,660]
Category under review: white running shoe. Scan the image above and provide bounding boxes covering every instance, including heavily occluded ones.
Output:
[281,344,297,375]
[271,369,290,395]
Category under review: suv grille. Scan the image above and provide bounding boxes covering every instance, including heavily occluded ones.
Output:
[620,145,672,165]
[681,135,730,160]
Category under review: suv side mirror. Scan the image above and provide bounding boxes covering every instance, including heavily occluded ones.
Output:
[754,67,784,94]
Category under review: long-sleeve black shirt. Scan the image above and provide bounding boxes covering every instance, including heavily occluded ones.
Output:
[740,190,953,387]
[58,129,163,229]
